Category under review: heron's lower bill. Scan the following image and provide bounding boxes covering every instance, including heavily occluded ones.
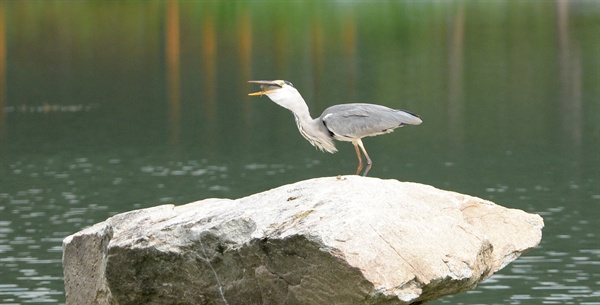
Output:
[248,91,264,96]
[248,80,285,96]
[248,85,280,96]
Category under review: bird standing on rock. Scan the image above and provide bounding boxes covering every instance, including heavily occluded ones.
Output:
[248,80,422,176]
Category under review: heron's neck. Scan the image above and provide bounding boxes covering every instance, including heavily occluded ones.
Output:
[293,108,313,125]
[283,97,313,126]
[291,110,337,154]
[288,101,316,131]
[274,92,337,153]
[293,112,318,132]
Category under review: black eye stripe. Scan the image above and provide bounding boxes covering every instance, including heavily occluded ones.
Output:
[284,80,294,88]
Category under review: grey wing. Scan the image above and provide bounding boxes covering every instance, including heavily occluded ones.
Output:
[320,103,422,140]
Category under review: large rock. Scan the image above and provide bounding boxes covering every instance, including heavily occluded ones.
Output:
[62,176,544,305]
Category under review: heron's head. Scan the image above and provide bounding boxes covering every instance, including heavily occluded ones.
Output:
[248,80,306,112]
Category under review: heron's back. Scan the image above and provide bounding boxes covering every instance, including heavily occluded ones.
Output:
[320,103,422,140]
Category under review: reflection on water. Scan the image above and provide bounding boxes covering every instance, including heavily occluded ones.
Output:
[2,155,598,304]
[0,156,220,304]
[0,150,322,303]
[1,1,599,304]
[1,154,598,304]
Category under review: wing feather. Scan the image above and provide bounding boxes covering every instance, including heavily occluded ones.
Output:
[320,103,421,140]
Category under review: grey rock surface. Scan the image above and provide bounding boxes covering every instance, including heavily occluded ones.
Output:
[63,176,544,305]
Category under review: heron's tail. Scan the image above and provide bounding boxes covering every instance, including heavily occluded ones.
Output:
[397,110,423,125]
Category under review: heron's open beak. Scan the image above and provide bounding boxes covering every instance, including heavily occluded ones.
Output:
[248,80,282,96]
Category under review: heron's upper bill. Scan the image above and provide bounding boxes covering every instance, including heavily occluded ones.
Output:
[248,80,284,96]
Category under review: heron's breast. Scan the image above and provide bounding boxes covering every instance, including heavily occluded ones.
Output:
[331,134,357,142]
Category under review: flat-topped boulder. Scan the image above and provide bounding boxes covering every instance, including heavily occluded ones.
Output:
[62,176,544,305]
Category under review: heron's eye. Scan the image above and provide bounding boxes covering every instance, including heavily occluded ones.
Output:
[284,80,294,87]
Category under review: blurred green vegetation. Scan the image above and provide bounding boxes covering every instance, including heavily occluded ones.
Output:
[3,1,599,152]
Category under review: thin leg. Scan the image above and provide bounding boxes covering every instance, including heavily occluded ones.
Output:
[352,141,363,175]
[356,139,372,176]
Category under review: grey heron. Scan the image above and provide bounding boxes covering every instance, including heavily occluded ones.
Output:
[248,80,422,176]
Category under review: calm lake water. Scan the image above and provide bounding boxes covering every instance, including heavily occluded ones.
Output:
[1,1,599,304]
